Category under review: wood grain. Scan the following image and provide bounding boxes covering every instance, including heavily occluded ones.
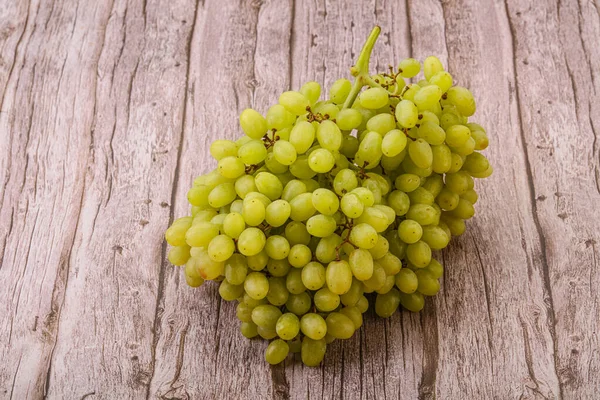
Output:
[0,0,598,399]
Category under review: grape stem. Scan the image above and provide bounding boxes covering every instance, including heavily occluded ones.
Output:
[342,26,382,110]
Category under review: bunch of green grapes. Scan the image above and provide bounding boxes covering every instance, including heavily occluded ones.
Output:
[164,27,492,367]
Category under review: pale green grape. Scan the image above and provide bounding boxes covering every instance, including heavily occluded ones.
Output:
[218,280,244,301]
[363,262,386,291]
[408,187,435,205]
[395,174,420,192]
[208,183,237,208]
[429,71,453,92]
[413,85,443,111]
[326,312,355,339]
[355,131,383,168]
[311,188,339,215]
[240,109,267,139]
[356,295,369,313]
[252,304,282,330]
[395,99,419,128]
[289,121,315,154]
[165,217,192,246]
[187,185,211,208]
[168,245,191,266]
[306,214,337,237]
[448,152,465,174]
[425,258,444,279]
[242,197,266,226]
[470,164,493,178]
[447,86,476,116]
[402,84,420,102]
[288,244,312,268]
[406,240,432,268]
[235,175,257,199]
[418,122,446,145]
[448,198,475,219]
[436,187,459,210]
[316,120,342,151]
[301,337,327,366]
[355,207,390,232]
[280,91,310,115]
[406,204,438,225]
[471,129,489,150]
[441,213,466,236]
[340,279,364,306]
[423,56,444,81]
[341,193,364,218]
[314,102,340,120]
[184,257,204,287]
[257,326,278,340]
[210,140,238,160]
[289,192,317,221]
[431,144,452,174]
[222,212,245,239]
[398,58,421,78]
[217,156,245,179]
[445,171,471,195]
[416,270,440,296]
[240,321,259,338]
[375,288,401,317]
[265,235,290,260]
[349,248,374,281]
[238,139,268,165]
[398,219,423,244]
[462,152,490,174]
[276,313,300,340]
[461,189,478,204]
[308,148,336,173]
[330,78,352,104]
[272,140,297,166]
[285,221,311,245]
[366,113,396,134]
[382,129,408,157]
[300,81,321,105]
[340,306,363,329]
[378,252,402,275]
[301,261,326,290]
[225,254,248,285]
[245,271,269,299]
[336,108,363,130]
[300,313,327,340]
[349,223,378,249]
[229,199,243,214]
[333,169,358,195]
[282,179,307,202]
[421,225,450,250]
[255,172,283,200]
[315,234,342,263]
[301,178,320,192]
[314,287,341,312]
[208,234,235,262]
[360,87,389,109]
[267,104,296,130]
[395,268,418,293]
[368,234,390,259]
[267,258,292,277]
[237,227,266,256]
[236,302,253,322]
[193,209,218,224]
[266,277,289,306]
[286,267,307,294]
[185,221,219,247]
[265,199,292,227]
[265,339,289,365]
[326,260,353,294]
[409,138,433,169]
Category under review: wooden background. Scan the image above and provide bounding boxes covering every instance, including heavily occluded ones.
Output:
[1,0,599,398]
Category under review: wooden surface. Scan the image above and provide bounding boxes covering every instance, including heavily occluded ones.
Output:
[1,0,599,398]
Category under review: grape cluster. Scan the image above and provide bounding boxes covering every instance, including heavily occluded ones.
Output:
[164,27,492,366]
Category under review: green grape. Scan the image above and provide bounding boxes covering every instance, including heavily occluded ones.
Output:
[363,262,386,291]
[192,209,218,224]
[369,234,390,259]
[265,339,289,365]
[245,272,269,299]
[366,113,396,135]
[354,131,383,168]
[252,304,283,330]
[243,293,267,307]
[222,212,245,239]
[339,134,360,158]
[316,120,342,151]
[238,139,268,165]
[267,258,291,277]
[217,156,245,179]
[237,227,266,256]
[289,121,315,154]
[408,138,433,169]
[406,204,438,225]
[349,248,374,281]
[286,292,312,316]
[349,223,378,249]
[247,250,268,271]
[471,129,489,150]
[425,258,444,279]
[387,190,410,216]
[381,129,408,157]
[301,261,326,290]
[406,240,432,268]
[210,140,238,160]
[308,148,336,173]
[208,234,235,262]
[360,87,389,109]
[306,214,337,237]
[236,302,253,323]
[351,187,375,207]
[330,78,352,104]
[451,136,476,156]
[395,99,419,128]
[289,192,317,221]
[470,164,493,178]
[418,122,446,146]
[257,326,278,340]
[413,85,442,111]
[240,321,259,338]
[240,109,268,139]
[423,56,444,81]
[184,258,204,287]
[311,188,339,215]
[301,337,327,366]
[314,102,340,120]
[416,270,440,296]
[185,221,218,247]
[208,183,236,208]
[255,172,283,200]
[234,175,257,199]
[375,288,401,317]
[300,313,328,340]
[340,306,363,329]
[446,86,476,116]
[445,171,471,195]
[210,213,227,232]
[264,235,290,260]
[300,81,321,105]
[276,313,300,340]
[272,140,297,166]
[279,91,310,115]
[187,185,211,208]
[378,252,402,275]
[333,169,358,195]
[421,225,450,250]
[407,187,435,205]
[340,193,364,218]
[447,152,465,174]
[336,108,363,130]
[462,152,490,174]
[283,268,305,295]
[229,199,243,214]
[355,207,390,232]
[429,70,453,92]
[441,213,466,236]
[395,268,418,293]
[325,260,353,294]
[398,58,421,78]
[288,244,312,268]
[282,180,308,203]
[461,189,478,204]
[242,197,266,227]
[398,219,423,244]
[430,144,451,173]
[165,217,192,246]
[219,280,244,301]
[168,245,191,266]
[377,276,397,294]
[436,188,459,210]
[402,84,421,102]
[356,295,369,313]
[285,221,311,245]
[224,254,248,285]
[301,178,320,192]
[314,287,341,312]
[448,198,475,219]
[395,173,420,192]
[340,279,364,306]
[325,312,355,339]
[267,104,296,130]
[265,199,291,227]
[316,234,343,263]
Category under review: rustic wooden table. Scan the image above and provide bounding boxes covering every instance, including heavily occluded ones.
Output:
[1,0,599,398]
